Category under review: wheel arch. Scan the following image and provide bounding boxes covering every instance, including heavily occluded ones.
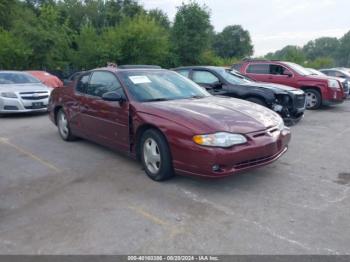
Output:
[300,86,322,97]
[53,105,63,125]
[134,123,170,161]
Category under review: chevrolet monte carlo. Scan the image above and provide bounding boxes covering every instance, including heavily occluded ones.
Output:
[48,66,291,181]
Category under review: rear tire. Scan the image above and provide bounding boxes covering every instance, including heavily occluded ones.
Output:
[56,109,76,141]
[246,97,267,107]
[140,129,174,181]
[304,89,321,110]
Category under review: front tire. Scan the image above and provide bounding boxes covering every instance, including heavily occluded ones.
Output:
[140,129,174,181]
[305,89,321,109]
[57,109,76,141]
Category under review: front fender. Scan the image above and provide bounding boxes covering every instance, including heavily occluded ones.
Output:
[132,111,205,171]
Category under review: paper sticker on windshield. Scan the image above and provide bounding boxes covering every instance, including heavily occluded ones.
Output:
[129,75,152,84]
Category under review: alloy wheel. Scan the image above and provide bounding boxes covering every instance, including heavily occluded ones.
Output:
[58,111,69,139]
[305,92,318,109]
[143,138,161,175]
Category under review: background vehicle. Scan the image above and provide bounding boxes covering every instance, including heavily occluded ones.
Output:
[49,66,290,181]
[173,66,305,125]
[63,71,86,86]
[234,59,346,109]
[26,70,63,89]
[320,68,350,96]
[0,71,51,114]
[308,68,349,97]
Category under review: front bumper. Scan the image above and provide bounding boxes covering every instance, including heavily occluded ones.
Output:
[0,96,49,113]
[174,127,291,178]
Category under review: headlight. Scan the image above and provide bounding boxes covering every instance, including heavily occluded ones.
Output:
[1,92,17,98]
[277,120,285,131]
[193,132,247,148]
[328,79,340,90]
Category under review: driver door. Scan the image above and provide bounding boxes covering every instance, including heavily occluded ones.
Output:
[80,71,129,152]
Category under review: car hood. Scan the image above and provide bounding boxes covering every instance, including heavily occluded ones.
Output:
[242,81,297,92]
[0,83,50,92]
[140,96,282,134]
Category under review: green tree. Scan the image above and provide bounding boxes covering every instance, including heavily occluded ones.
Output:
[0,29,32,69]
[72,25,107,69]
[213,25,253,59]
[305,57,334,69]
[265,45,306,64]
[336,31,350,67]
[148,8,170,29]
[303,37,340,61]
[103,15,170,66]
[0,0,17,29]
[172,1,212,65]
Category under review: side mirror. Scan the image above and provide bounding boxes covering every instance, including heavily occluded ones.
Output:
[283,70,293,77]
[212,81,222,89]
[102,92,124,102]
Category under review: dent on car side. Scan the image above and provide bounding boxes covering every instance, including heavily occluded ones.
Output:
[49,67,291,180]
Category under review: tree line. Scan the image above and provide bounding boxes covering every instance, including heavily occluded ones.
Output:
[0,0,253,76]
[264,34,350,69]
[1,0,349,75]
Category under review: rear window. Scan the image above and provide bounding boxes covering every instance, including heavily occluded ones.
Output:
[232,63,243,71]
[0,72,41,84]
[246,64,269,74]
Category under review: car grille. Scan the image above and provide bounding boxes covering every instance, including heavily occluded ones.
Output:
[234,154,277,169]
[294,94,306,108]
[24,104,47,109]
[20,91,49,100]
[233,148,286,170]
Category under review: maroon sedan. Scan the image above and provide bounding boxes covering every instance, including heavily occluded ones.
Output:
[48,67,291,181]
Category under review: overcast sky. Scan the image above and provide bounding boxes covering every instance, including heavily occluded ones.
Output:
[141,0,350,56]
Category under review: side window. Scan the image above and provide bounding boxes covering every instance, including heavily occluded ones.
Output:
[270,64,287,75]
[335,71,345,78]
[324,70,335,76]
[176,70,190,78]
[232,63,243,71]
[76,74,90,93]
[192,70,219,84]
[87,71,124,98]
[246,64,269,74]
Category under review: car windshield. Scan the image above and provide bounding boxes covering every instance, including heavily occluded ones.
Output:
[0,72,41,84]
[219,68,252,85]
[213,68,250,85]
[119,70,210,102]
[283,62,311,76]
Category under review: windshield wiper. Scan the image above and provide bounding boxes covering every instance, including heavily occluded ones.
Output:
[189,95,206,99]
[145,98,170,102]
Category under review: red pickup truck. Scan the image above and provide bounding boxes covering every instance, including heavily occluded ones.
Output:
[233,59,346,109]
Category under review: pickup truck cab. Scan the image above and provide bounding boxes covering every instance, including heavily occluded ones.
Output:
[233,60,346,109]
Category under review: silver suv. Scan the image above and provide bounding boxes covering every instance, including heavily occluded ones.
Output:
[0,71,52,114]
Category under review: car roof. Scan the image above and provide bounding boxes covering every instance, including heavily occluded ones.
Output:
[0,70,33,75]
[89,67,166,73]
[174,66,225,71]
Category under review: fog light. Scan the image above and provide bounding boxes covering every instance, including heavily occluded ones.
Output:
[212,164,221,172]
